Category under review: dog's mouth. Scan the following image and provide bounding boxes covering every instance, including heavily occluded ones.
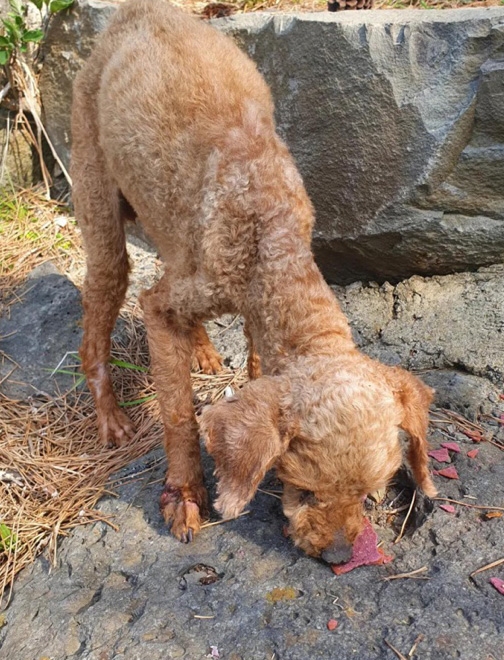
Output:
[320,530,353,565]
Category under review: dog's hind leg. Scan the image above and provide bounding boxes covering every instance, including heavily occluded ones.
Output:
[244,321,261,380]
[72,106,133,446]
[192,324,223,375]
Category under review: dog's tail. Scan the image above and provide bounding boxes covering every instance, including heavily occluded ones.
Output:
[389,368,438,498]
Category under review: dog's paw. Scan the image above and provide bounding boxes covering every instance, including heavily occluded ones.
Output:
[97,406,134,447]
[192,342,223,375]
[160,483,208,543]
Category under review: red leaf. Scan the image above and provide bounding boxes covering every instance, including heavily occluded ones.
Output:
[440,504,456,514]
[499,393,504,400]
[331,519,393,575]
[499,414,504,426]
[433,466,459,480]
[489,578,504,596]
[441,442,461,453]
[467,449,479,459]
[428,448,451,463]
[462,430,483,443]
[327,619,339,631]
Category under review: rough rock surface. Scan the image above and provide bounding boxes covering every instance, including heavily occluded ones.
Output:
[333,264,504,416]
[40,3,504,282]
[0,110,38,188]
[0,263,83,398]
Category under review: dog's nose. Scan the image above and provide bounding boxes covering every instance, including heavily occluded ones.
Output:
[320,533,353,565]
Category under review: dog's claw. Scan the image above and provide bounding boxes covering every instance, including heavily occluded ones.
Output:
[160,483,206,543]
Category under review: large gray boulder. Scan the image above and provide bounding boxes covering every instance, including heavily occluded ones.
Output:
[40,3,504,282]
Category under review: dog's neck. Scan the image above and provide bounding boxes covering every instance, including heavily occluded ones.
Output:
[218,131,356,373]
[244,202,356,374]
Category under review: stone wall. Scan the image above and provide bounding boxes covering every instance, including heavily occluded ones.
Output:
[39,2,504,283]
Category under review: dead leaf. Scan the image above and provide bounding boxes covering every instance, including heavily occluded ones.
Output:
[433,466,459,480]
[331,519,393,575]
[440,504,456,514]
[327,619,338,631]
[467,449,479,459]
[462,430,483,443]
[200,2,236,19]
[484,511,503,520]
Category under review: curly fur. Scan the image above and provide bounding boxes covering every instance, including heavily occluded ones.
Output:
[72,0,436,553]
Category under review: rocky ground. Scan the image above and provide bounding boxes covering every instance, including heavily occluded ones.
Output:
[0,242,503,660]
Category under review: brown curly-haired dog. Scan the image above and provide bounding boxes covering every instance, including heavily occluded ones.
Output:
[72,0,436,560]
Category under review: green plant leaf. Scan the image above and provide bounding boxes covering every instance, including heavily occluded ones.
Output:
[49,0,74,13]
[0,523,17,551]
[8,0,22,14]
[29,0,44,9]
[22,28,44,43]
[0,49,10,65]
[2,18,21,43]
[0,36,10,47]
[119,393,157,408]
[109,357,149,373]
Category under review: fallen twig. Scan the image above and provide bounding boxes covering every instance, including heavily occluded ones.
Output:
[193,614,215,619]
[200,511,250,529]
[257,488,282,500]
[383,566,429,581]
[394,490,416,544]
[433,498,504,512]
[384,639,408,660]
[408,634,424,658]
[470,557,504,578]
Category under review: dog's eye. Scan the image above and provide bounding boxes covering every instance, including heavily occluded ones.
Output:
[299,490,318,506]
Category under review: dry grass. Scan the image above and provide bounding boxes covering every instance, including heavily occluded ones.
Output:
[0,188,246,607]
[175,0,504,19]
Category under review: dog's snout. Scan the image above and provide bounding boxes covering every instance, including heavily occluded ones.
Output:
[320,532,353,565]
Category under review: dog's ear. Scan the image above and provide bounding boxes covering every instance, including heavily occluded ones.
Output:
[200,376,291,520]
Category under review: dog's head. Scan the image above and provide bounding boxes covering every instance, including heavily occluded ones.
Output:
[201,361,412,563]
[200,357,432,562]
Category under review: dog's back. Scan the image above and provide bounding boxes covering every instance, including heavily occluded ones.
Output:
[72,0,276,268]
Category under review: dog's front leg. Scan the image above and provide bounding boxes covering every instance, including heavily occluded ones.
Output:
[140,281,208,542]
